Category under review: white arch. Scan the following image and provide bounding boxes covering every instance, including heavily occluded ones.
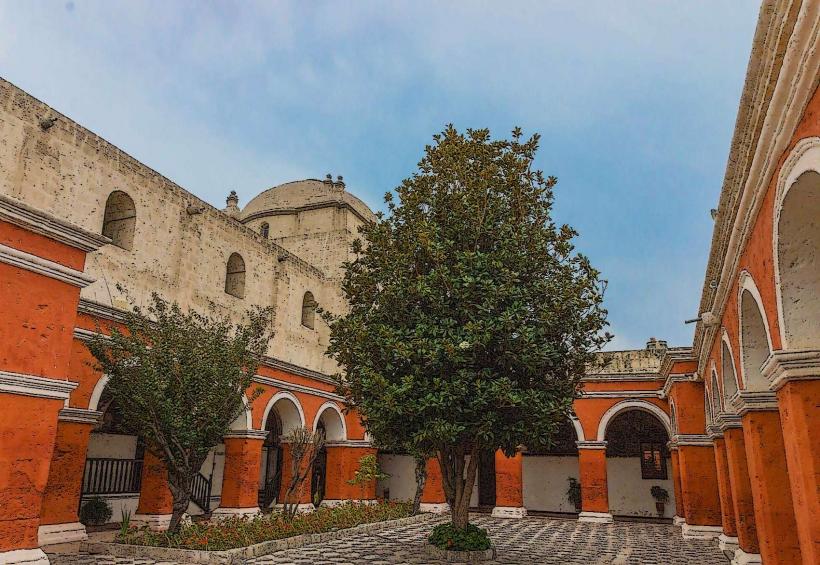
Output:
[669,400,678,436]
[773,136,820,349]
[737,272,774,355]
[312,401,347,441]
[569,415,585,442]
[229,394,253,431]
[260,391,306,435]
[596,399,672,441]
[720,328,742,397]
[88,374,110,411]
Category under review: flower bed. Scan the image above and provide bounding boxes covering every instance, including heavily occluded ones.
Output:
[117,501,411,551]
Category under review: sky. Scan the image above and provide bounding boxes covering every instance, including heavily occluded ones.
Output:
[0,1,760,350]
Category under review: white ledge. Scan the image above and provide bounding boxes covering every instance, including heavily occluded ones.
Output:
[0,371,77,400]
[0,242,95,287]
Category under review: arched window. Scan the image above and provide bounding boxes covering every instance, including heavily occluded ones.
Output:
[301,291,316,329]
[225,253,246,298]
[260,222,270,239]
[101,191,136,250]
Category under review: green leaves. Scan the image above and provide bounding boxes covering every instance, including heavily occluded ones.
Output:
[327,125,610,460]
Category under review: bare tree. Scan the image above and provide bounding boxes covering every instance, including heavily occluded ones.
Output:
[281,427,326,520]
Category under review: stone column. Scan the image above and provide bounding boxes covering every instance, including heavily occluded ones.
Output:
[722,417,761,565]
[133,451,174,530]
[676,434,723,540]
[323,444,378,506]
[37,408,100,546]
[492,450,526,518]
[212,430,267,519]
[734,391,802,565]
[763,350,820,565]
[710,427,738,553]
[576,441,611,522]
[669,445,685,526]
[278,442,314,512]
[419,457,449,514]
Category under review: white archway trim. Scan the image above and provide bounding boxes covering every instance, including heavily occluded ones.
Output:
[259,391,306,432]
[88,374,110,411]
[737,271,774,354]
[773,136,820,349]
[569,415,585,442]
[596,399,672,441]
[720,327,743,392]
[312,401,347,441]
[229,394,253,431]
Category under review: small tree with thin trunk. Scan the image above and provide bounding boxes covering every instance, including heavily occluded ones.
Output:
[326,126,610,530]
[85,292,272,532]
[281,426,326,520]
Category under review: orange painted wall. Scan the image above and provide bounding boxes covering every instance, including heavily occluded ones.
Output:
[712,438,737,537]
[325,446,377,501]
[669,382,706,435]
[776,379,820,563]
[742,411,802,564]
[220,437,264,509]
[578,449,608,513]
[494,451,523,508]
[278,443,313,504]
[574,396,669,441]
[420,458,446,504]
[136,451,174,515]
[0,393,63,551]
[723,428,759,554]
[40,420,94,526]
[677,445,722,526]
[670,449,685,518]
[0,220,86,270]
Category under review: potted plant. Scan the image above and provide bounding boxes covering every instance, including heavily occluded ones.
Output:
[650,486,669,516]
[566,477,582,513]
[79,496,113,526]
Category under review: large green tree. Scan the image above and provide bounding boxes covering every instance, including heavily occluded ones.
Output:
[326,126,610,529]
[86,293,272,531]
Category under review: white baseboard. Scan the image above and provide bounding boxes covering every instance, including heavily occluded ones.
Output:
[0,548,49,565]
[718,534,739,551]
[491,506,527,518]
[732,548,762,564]
[131,513,172,531]
[673,515,685,526]
[578,511,613,523]
[681,522,722,540]
[419,502,450,514]
[210,506,260,520]
[38,522,88,546]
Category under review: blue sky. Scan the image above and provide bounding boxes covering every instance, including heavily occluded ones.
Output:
[0,1,760,350]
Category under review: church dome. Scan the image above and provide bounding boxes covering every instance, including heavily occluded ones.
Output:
[240,177,376,223]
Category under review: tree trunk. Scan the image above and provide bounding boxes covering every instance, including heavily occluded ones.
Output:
[412,455,427,515]
[437,444,480,530]
[168,490,191,533]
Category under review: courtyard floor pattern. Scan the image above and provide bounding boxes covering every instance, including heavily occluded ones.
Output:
[49,515,731,565]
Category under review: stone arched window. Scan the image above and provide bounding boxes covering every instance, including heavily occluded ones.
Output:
[225,253,246,298]
[260,222,270,239]
[101,191,136,250]
[301,291,316,329]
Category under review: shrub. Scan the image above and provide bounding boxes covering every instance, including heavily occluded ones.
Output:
[116,501,412,551]
[428,522,491,551]
[79,497,112,526]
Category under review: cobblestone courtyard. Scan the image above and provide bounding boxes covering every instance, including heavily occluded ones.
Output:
[49,515,731,565]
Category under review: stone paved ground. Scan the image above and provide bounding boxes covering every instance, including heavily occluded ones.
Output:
[49,515,731,565]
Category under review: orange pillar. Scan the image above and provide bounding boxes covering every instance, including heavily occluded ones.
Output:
[677,436,722,540]
[323,446,378,505]
[212,431,266,519]
[738,393,802,565]
[723,424,760,563]
[278,442,314,511]
[711,434,738,552]
[37,408,100,545]
[772,372,820,565]
[133,451,174,530]
[669,446,685,526]
[576,442,611,522]
[492,450,526,518]
[420,457,449,513]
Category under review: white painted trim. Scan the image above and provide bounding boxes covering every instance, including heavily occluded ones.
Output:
[259,391,306,433]
[0,193,109,252]
[38,522,88,546]
[676,434,714,447]
[0,371,77,400]
[731,390,779,415]
[211,506,260,520]
[0,242,95,287]
[272,503,315,513]
[419,502,449,514]
[326,439,373,448]
[223,429,268,440]
[732,547,763,565]
[719,534,739,552]
[720,328,742,401]
[681,523,722,540]
[595,399,672,441]
[673,515,685,527]
[87,375,110,411]
[761,348,820,390]
[229,394,253,431]
[570,416,585,442]
[58,407,101,425]
[312,401,347,441]
[578,511,613,523]
[576,440,607,450]
[736,273,774,393]
[772,137,820,350]
[579,390,660,399]
[254,375,344,403]
[492,506,527,518]
[0,548,49,565]
[131,513,172,531]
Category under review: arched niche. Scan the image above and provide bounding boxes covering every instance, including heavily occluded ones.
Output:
[313,402,347,442]
[225,253,246,298]
[102,190,136,250]
[720,335,739,406]
[260,391,305,436]
[740,288,773,392]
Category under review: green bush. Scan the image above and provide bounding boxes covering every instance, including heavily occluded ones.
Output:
[117,501,412,550]
[428,522,491,551]
[79,497,113,526]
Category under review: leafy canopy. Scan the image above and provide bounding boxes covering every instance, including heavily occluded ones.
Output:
[327,126,610,459]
